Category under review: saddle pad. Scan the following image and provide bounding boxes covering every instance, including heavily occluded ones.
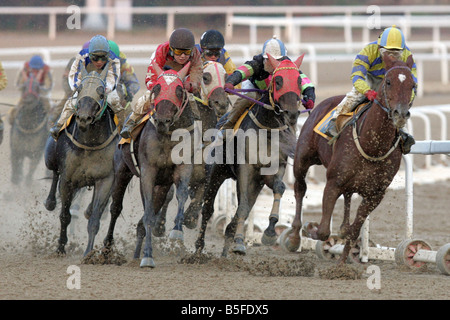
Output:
[313,105,366,140]
[119,113,151,145]
[313,107,338,140]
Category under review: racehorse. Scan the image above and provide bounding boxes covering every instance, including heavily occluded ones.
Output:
[105,62,197,268]
[44,63,119,257]
[10,74,49,185]
[152,61,229,234]
[103,61,228,247]
[195,53,306,256]
[287,54,415,263]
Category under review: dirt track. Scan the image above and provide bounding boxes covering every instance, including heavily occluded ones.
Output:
[0,29,449,303]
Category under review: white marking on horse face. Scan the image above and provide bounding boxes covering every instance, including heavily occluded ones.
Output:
[163,74,177,86]
[398,74,406,83]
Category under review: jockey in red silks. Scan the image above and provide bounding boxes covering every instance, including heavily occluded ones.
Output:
[221,36,316,131]
[120,28,203,139]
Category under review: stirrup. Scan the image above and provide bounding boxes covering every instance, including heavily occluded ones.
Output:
[120,120,136,139]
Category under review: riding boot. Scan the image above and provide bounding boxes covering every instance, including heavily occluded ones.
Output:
[399,129,415,154]
[50,123,62,140]
[221,97,251,130]
[120,111,144,139]
[325,118,338,137]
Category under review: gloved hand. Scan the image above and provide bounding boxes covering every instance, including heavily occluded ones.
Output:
[304,99,314,110]
[224,82,234,92]
[364,90,377,101]
[184,81,199,94]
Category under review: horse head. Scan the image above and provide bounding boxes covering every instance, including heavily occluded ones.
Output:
[266,53,305,127]
[151,61,190,134]
[378,53,415,129]
[75,63,109,131]
[201,61,228,118]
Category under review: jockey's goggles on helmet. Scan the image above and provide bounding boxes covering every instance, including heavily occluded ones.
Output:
[90,54,108,62]
[203,49,221,57]
[170,46,192,56]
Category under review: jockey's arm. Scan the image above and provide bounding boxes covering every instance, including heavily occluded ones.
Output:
[105,57,120,94]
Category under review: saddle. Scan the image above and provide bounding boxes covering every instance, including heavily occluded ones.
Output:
[118,113,151,145]
[314,101,370,141]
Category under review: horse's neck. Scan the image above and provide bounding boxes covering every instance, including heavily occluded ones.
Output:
[358,98,397,152]
[171,101,195,130]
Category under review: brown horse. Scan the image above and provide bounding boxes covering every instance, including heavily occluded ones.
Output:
[287,54,415,263]
[195,53,306,256]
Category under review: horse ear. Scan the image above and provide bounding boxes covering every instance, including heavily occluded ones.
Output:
[178,61,191,80]
[406,54,414,70]
[266,53,280,70]
[294,53,305,69]
[152,59,164,77]
[81,63,88,79]
[100,61,110,80]
[383,52,396,70]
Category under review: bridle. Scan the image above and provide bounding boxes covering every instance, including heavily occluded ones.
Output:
[352,65,414,161]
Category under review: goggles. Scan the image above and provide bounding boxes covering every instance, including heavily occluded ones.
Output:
[171,47,192,56]
[90,54,108,62]
[203,49,221,57]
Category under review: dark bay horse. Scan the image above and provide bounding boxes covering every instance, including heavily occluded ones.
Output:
[44,63,119,256]
[106,62,196,268]
[10,74,49,185]
[288,54,416,263]
[195,53,306,256]
[153,61,229,233]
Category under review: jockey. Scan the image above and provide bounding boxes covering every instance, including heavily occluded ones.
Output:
[120,28,203,139]
[49,34,121,139]
[11,55,53,125]
[221,36,316,131]
[326,25,417,153]
[196,29,237,76]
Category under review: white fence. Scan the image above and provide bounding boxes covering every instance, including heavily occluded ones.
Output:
[1,40,450,99]
[3,5,450,42]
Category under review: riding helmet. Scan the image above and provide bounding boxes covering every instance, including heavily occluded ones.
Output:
[29,55,44,69]
[108,40,121,58]
[262,36,287,59]
[200,30,225,49]
[378,25,405,50]
[169,28,195,49]
[89,35,110,55]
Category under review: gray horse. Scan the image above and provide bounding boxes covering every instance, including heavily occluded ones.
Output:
[44,63,119,257]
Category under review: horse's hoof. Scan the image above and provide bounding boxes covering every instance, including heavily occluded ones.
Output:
[183,216,198,229]
[152,225,166,237]
[45,198,56,211]
[279,227,300,252]
[261,231,277,246]
[232,243,246,255]
[169,230,184,242]
[140,257,156,268]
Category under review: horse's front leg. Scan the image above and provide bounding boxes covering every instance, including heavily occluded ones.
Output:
[230,165,262,255]
[310,181,341,241]
[338,193,384,264]
[45,170,59,211]
[84,175,114,257]
[57,179,75,255]
[183,163,206,229]
[261,168,286,246]
[170,163,193,241]
[140,166,157,268]
[338,192,352,238]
